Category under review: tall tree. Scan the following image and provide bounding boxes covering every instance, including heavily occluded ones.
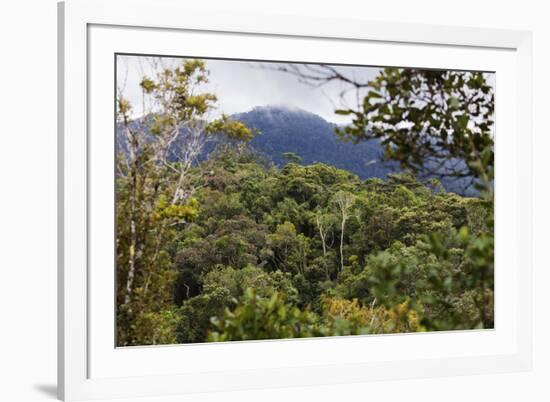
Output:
[332,191,355,273]
[116,57,253,345]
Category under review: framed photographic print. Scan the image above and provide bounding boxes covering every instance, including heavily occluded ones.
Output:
[58,0,533,400]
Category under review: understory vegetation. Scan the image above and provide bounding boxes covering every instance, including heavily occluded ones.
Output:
[115,58,494,346]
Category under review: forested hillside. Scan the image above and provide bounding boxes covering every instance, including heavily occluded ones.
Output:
[115,58,494,346]
[116,145,493,345]
[117,105,475,195]
[238,106,396,179]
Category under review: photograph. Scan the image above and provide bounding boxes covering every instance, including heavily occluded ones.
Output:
[115,55,495,347]
[4,0,547,401]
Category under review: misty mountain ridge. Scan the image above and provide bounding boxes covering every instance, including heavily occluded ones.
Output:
[116,104,474,195]
[234,105,397,180]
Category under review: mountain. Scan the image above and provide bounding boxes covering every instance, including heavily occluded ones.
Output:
[116,105,475,195]
[235,106,476,195]
[234,105,396,180]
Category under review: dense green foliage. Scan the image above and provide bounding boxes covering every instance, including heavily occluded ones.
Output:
[116,59,494,346]
[118,147,493,344]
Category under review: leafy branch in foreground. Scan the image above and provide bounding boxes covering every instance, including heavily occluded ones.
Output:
[276,64,494,195]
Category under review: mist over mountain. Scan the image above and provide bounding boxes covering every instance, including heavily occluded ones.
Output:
[116,105,475,195]
[234,105,397,180]
[235,105,476,195]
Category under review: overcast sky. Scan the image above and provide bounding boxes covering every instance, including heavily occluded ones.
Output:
[116,55,380,124]
[116,55,495,126]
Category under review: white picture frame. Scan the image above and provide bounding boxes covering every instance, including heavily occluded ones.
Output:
[58,0,533,400]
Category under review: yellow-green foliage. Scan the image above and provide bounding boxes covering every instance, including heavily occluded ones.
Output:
[322,297,424,335]
[206,114,257,141]
[133,309,180,345]
[157,198,199,222]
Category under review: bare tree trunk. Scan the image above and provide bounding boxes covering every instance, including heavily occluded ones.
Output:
[124,126,138,306]
[316,216,330,279]
[317,218,327,257]
[333,191,355,274]
[124,215,136,305]
[339,214,346,273]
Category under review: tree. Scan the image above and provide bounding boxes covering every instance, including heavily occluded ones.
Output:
[332,191,356,273]
[116,58,253,345]
[176,287,233,344]
[282,151,303,164]
[314,211,333,258]
[313,210,336,279]
[262,222,310,274]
